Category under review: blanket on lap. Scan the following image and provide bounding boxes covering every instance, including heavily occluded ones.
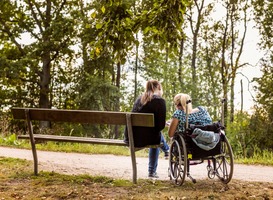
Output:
[191,128,220,151]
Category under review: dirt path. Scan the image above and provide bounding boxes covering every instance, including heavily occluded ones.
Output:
[0,146,272,183]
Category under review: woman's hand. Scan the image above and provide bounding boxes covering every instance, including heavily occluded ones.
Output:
[165,120,171,127]
[168,118,179,137]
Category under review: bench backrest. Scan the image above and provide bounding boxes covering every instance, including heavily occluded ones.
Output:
[11,108,154,127]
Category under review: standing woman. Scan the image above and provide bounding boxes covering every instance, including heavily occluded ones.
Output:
[124,80,168,178]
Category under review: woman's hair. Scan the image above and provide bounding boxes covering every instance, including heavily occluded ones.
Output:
[141,80,162,105]
[173,93,192,112]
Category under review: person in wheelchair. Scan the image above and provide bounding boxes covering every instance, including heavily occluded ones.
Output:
[166,94,234,185]
[167,93,212,137]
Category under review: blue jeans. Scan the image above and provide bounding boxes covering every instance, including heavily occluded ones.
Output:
[160,134,169,153]
[148,133,169,174]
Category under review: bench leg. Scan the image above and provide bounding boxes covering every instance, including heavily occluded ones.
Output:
[25,109,38,175]
[130,148,137,184]
[126,114,137,184]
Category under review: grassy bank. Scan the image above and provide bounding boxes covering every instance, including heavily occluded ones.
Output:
[0,157,272,199]
[0,134,149,157]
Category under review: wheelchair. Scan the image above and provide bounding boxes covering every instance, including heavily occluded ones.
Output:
[168,99,234,186]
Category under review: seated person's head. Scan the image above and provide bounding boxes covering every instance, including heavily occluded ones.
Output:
[173,93,192,111]
[146,80,163,97]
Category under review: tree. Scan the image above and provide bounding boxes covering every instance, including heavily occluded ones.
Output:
[88,0,190,137]
[251,0,273,149]
[0,0,78,127]
[251,0,273,50]
[187,0,207,100]
[213,0,250,124]
[228,0,249,122]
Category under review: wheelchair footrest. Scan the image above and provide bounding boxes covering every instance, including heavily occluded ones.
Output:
[187,173,197,184]
[189,160,204,165]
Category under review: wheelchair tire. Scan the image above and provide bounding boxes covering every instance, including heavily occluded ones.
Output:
[169,134,187,186]
[213,134,234,184]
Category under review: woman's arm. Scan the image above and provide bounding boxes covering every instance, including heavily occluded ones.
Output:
[168,118,179,137]
[153,98,166,131]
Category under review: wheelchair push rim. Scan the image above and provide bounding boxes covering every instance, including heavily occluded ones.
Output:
[169,134,187,186]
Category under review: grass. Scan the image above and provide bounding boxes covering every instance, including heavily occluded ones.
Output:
[1,134,273,199]
[237,158,273,165]
[0,134,151,157]
[0,157,273,199]
[235,148,273,166]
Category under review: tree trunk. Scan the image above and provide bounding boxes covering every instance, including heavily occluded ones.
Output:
[189,0,205,102]
[39,54,51,128]
[134,34,139,102]
[230,3,235,123]
[230,0,248,121]
[113,61,121,139]
[178,38,184,91]
[230,74,235,122]
[221,2,231,127]
[240,79,243,112]
[39,0,52,128]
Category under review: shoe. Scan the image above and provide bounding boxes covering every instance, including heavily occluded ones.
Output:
[148,172,159,178]
[164,151,169,160]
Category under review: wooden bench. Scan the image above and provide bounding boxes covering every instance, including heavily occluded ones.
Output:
[11,108,159,184]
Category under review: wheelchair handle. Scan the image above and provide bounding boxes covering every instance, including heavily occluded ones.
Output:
[221,98,226,126]
[185,99,191,129]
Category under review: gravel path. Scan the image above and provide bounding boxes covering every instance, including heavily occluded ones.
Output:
[0,146,273,183]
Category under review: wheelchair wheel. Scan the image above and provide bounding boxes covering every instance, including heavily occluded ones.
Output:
[213,134,234,184]
[169,134,187,186]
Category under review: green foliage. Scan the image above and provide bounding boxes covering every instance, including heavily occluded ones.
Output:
[247,0,273,155]
[77,76,119,111]
[0,0,79,111]
[254,60,273,120]
[1,0,272,167]
[227,108,273,160]
[248,57,273,152]
[252,0,273,49]
[249,107,273,150]
[88,0,190,70]
[1,133,20,146]
[138,0,189,50]
[227,112,253,158]
[236,146,273,165]
[90,0,136,62]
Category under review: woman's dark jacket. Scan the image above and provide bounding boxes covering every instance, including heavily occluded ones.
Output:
[124,95,166,147]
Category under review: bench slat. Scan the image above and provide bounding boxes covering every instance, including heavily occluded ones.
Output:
[12,108,154,127]
[17,134,162,150]
[18,134,128,146]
